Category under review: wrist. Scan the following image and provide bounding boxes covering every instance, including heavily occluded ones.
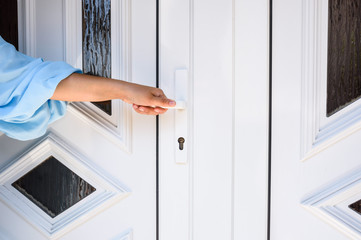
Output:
[114,80,133,103]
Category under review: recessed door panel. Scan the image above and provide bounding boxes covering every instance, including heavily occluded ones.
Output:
[273,0,361,239]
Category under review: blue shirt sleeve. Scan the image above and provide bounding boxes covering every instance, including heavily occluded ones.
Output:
[0,36,81,141]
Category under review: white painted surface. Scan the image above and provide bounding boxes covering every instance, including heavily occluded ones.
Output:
[272,0,361,239]
[158,0,191,238]
[1,0,271,239]
[159,0,269,239]
[192,0,234,238]
[234,0,269,239]
[0,0,157,239]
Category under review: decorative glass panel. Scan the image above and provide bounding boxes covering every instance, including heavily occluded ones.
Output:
[327,0,361,116]
[349,199,361,215]
[12,156,96,218]
[0,0,18,49]
[82,0,112,115]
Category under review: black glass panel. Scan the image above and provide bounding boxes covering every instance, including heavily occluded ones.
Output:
[349,199,361,215]
[327,0,361,116]
[0,0,18,49]
[82,0,112,115]
[12,156,96,218]
[92,100,112,115]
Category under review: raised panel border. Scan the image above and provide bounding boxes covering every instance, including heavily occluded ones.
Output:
[21,0,132,152]
[111,229,133,240]
[301,0,361,161]
[0,132,130,239]
[65,0,132,152]
[23,0,36,57]
[302,167,361,239]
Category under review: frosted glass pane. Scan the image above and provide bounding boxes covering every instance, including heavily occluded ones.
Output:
[12,156,96,218]
[82,0,112,115]
[0,0,18,49]
[327,0,361,116]
[349,199,361,215]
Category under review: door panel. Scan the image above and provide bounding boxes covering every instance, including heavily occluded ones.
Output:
[0,0,156,239]
[272,0,361,239]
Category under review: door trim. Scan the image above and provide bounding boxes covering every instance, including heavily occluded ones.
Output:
[233,0,270,239]
[268,0,273,239]
[64,0,133,152]
[300,0,361,162]
[158,0,192,238]
[0,133,130,239]
[17,0,133,152]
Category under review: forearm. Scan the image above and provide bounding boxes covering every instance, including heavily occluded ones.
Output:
[50,73,175,115]
[51,73,128,102]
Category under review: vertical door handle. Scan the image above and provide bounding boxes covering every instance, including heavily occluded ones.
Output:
[174,69,188,164]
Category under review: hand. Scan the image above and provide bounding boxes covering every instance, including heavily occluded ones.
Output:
[122,82,175,115]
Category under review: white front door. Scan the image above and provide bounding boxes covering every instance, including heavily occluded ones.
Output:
[0,0,157,239]
[272,0,361,239]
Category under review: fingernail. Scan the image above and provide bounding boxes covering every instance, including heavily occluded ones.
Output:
[169,101,176,106]
[139,107,144,112]
[133,105,138,109]
[154,108,161,113]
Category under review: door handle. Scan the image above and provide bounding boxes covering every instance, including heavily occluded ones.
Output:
[174,69,188,164]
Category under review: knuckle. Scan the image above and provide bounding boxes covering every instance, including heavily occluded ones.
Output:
[154,88,164,96]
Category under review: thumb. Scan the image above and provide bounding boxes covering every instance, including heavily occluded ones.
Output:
[152,95,176,108]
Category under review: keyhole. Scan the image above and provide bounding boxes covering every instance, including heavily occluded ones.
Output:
[178,137,185,150]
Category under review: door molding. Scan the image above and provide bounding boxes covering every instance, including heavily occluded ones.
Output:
[302,166,361,239]
[20,0,133,151]
[0,133,129,239]
[64,0,133,152]
[301,0,361,161]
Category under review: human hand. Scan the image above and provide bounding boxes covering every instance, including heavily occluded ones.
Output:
[122,82,175,115]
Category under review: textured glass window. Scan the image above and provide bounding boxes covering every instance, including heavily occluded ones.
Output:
[327,0,361,116]
[349,199,361,215]
[12,156,96,218]
[0,0,18,49]
[82,0,112,115]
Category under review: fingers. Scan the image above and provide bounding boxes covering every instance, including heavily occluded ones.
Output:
[125,84,175,110]
[133,104,168,115]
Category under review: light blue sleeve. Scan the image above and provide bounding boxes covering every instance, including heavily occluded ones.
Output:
[0,36,81,141]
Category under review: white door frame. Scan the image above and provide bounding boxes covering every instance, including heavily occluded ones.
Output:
[159,0,270,239]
